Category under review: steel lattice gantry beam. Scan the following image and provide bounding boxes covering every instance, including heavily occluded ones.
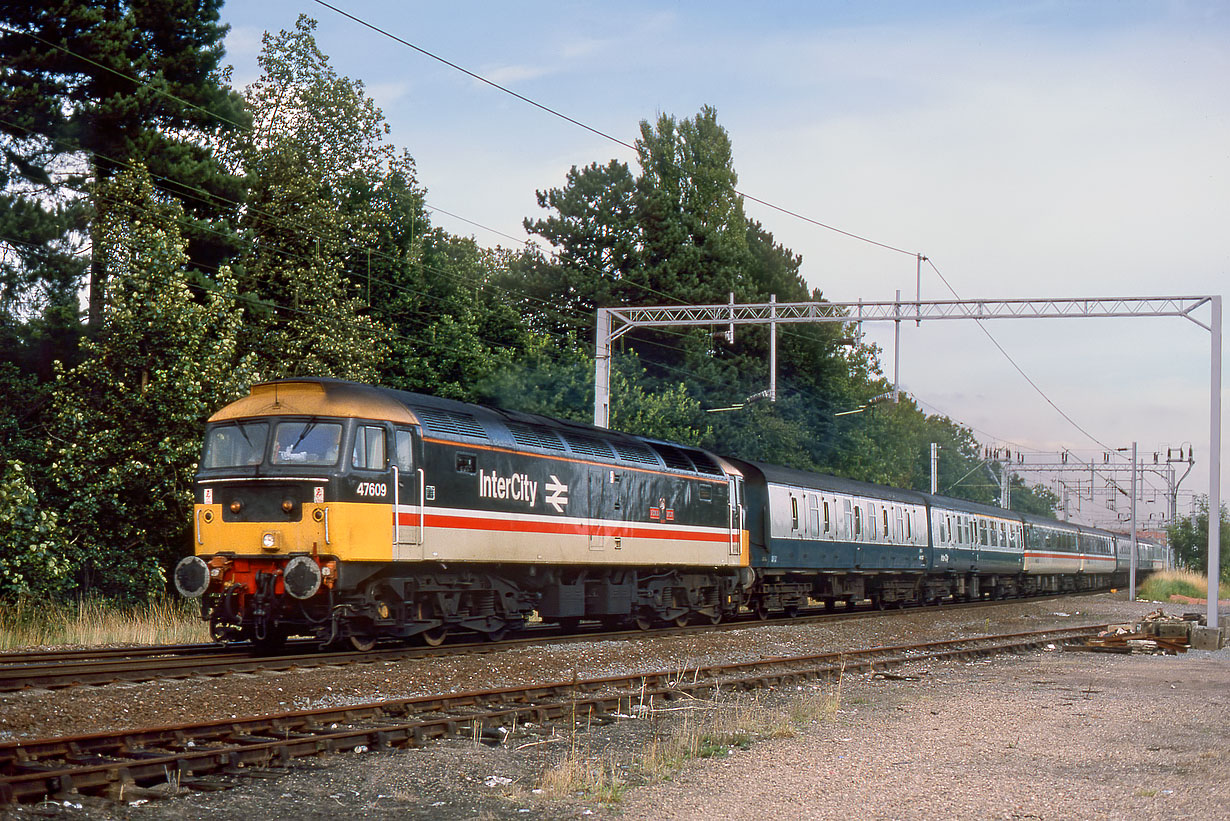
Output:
[593,294,1222,630]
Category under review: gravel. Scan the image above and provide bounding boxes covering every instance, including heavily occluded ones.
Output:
[1,593,1226,820]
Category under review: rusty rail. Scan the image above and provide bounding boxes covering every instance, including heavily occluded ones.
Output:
[0,625,1104,804]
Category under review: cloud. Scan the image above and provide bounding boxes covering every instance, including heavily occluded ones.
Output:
[480,63,553,87]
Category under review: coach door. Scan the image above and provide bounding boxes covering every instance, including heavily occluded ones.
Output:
[392,426,423,560]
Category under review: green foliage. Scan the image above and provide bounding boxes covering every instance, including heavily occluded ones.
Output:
[1167,496,1230,583]
[0,462,71,598]
[511,104,994,490]
[227,15,389,383]
[44,168,253,599]
[1009,475,1059,516]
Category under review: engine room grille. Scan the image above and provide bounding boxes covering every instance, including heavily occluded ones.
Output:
[612,441,661,465]
[413,407,490,440]
[560,432,614,459]
[648,443,695,472]
[506,423,565,451]
[683,449,725,476]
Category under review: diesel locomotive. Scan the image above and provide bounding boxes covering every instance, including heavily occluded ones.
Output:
[174,378,1169,649]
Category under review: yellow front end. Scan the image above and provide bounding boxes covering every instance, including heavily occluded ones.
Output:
[194,501,397,562]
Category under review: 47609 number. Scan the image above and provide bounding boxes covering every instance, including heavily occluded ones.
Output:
[356,482,388,497]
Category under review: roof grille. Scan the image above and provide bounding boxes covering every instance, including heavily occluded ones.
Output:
[413,407,489,440]
[612,441,661,465]
[649,443,694,472]
[560,433,614,459]
[683,449,724,476]
[506,423,565,451]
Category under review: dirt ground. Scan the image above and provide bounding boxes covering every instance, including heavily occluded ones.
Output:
[3,595,1227,820]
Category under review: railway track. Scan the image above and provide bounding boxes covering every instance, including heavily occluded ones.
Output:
[0,592,1101,691]
[0,624,1105,805]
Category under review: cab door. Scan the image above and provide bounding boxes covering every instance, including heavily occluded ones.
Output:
[728,477,745,557]
[392,427,423,559]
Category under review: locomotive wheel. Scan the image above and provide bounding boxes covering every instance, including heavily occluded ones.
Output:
[634,608,654,631]
[421,626,448,647]
[703,610,722,625]
[673,613,690,628]
[483,625,509,642]
[348,633,377,652]
[824,597,836,612]
[754,601,769,620]
[783,605,800,618]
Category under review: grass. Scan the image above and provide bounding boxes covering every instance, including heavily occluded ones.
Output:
[0,596,209,650]
[537,679,844,805]
[1136,570,1230,604]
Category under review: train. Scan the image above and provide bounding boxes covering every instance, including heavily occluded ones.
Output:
[173,378,1171,650]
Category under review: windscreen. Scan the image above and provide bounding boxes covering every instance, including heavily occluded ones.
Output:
[202,422,269,468]
[271,420,343,466]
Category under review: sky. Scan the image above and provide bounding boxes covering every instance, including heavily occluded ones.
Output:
[217,1,1229,530]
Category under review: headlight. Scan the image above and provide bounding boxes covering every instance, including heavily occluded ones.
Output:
[261,532,278,550]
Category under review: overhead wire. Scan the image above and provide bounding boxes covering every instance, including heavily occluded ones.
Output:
[308,0,919,261]
[923,257,1118,454]
[4,10,1119,477]
[302,2,1129,460]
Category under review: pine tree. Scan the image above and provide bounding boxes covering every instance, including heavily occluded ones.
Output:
[0,0,249,331]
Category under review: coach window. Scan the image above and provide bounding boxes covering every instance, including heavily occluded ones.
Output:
[883,507,891,542]
[998,522,1007,547]
[823,500,831,534]
[351,425,386,470]
[868,504,878,540]
[791,496,799,531]
[853,505,862,539]
[809,497,820,537]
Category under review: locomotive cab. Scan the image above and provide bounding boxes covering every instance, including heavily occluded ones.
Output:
[175,380,422,649]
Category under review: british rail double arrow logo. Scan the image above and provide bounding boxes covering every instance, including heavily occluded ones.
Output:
[545,475,569,512]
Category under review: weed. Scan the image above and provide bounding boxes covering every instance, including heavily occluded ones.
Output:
[1137,570,1230,604]
[538,750,626,803]
[0,595,208,650]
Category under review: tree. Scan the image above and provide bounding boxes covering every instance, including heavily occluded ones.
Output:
[227,15,388,382]
[1008,476,1059,517]
[512,105,985,483]
[0,1,249,329]
[44,167,253,599]
[1167,497,1230,583]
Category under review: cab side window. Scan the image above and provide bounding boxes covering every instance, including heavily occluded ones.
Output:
[394,430,414,471]
[352,425,387,470]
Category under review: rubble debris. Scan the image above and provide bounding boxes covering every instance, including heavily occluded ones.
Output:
[1064,609,1192,655]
